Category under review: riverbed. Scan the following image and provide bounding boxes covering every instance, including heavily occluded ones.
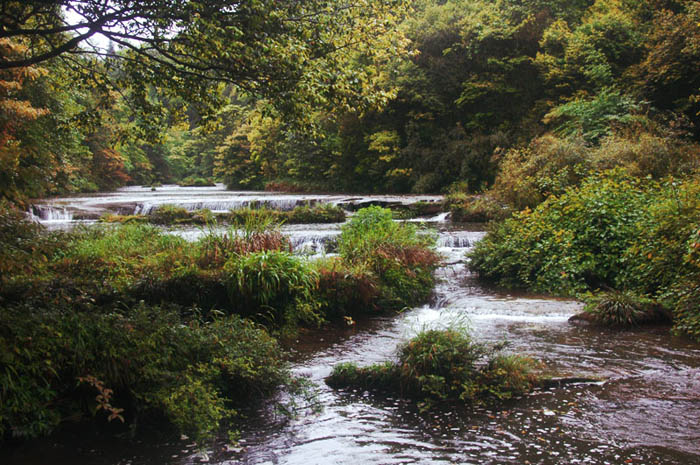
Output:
[4,185,699,465]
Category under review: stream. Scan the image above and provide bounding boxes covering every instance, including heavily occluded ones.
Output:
[4,185,699,465]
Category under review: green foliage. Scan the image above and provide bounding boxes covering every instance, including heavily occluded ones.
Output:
[444,193,509,223]
[225,251,321,328]
[583,290,666,327]
[0,303,288,441]
[286,204,346,224]
[313,257,380,319]
[326,328,540,408]
[149,205,206,225]
[491,135,591,210]
[338,206,439,308]
[177,176,216,187]
[544,88,642,144]
[470,171,700,339]
[227,204,346,226]
[670,280,700,341]
[469,169,648,294]
[489,130,700,213]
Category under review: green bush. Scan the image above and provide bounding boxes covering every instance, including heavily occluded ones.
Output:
[227,204,346,226]
[490,135,591,211]
[286,204,346,224]
[149,204,194,224]
[313,257,379,320]
[0,304,288,442]
[326,329,540,409]
[470,171,700,339]
[469,169,648,294]
[583,290,667,327]
[670,280,700,341]
[444,193,509,223]
[177,176,216,187]
[338,206,440,309]
[0,201,65,285]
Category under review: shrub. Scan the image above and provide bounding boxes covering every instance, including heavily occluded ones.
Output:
[670,280,700,341]
[99,213,147,224]
[313,257,379,320]
[591,132,700,179]
[444,193,509,223]
[338,206,436,266]
[149,204,194,224]
[326,329,540,408]
[490,135,591,211]
[286,204,346,224]
[470,171,700,338]
[338,206,440,309]
[177,176,216,187]
[469,169,648,294]
[0,304,289,442]
[52,224,192,289]
[196,229,291,269]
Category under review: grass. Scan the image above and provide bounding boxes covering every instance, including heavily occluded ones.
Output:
[326,328,541,409]
[100,204,346,227]
[0,204,441,441]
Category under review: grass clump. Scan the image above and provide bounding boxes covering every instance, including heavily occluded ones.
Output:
[228,204,346,225]
[338,206,440,309]
[326,329,540,409]
[149,205,214,225]
[286,204,346,223]
[225,251,321,329]
[99,213,147,224]
[583,290,669,327]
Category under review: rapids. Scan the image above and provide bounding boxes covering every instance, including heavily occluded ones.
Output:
[6,186,698,465]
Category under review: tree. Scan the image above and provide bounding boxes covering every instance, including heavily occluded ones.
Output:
[1,1,409,118]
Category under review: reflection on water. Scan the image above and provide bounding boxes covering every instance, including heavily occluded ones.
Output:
[4,187,699,465]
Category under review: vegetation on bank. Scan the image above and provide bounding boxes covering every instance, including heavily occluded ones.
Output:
[101,203,347,226]
[468,170,700,340]
[0,205,438,442]
[326,329,540,409]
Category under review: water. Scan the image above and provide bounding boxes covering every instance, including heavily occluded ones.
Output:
[6,187,699,465]
[28,184,442,224]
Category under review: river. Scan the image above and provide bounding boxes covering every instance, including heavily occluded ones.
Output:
[4,185,699,465]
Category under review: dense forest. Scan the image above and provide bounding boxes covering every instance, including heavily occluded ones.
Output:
[3,0,698,202]
[2,0,700,451]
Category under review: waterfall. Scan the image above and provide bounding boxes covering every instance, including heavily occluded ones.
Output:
[436,231,486,248]
[29,205,74,222]
[288,231,340,254]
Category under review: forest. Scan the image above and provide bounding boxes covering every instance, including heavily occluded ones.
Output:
[1,0,700,457]
[3,0,697,200]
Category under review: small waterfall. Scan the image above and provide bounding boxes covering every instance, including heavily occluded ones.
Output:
[30,205,74,222]
[288,231,340,254]
[436,231,485,248]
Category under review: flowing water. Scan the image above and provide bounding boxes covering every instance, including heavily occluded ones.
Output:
[5,186,699,465]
